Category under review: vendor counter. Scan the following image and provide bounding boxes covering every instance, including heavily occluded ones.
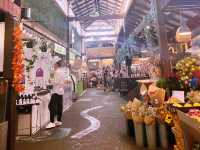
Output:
[178,110,200,150]
[117,77,149,98]
[17,92,51,136]
[17,88,73,136]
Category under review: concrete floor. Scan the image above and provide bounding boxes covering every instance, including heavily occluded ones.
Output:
[63,89,145,150]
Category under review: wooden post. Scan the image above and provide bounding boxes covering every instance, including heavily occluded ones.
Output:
[154,0,171,77]
[66,1,70,66]
[66,20,70,66]
[4,13,17,150]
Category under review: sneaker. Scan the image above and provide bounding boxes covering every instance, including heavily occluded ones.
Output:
[46,122,56,129]
[55,121,63,126]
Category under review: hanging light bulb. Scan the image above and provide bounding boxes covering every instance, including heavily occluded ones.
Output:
[176,11,192,43]
[146,25,151,29]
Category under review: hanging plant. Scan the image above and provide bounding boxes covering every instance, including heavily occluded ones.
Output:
[12,24,25,93]
[24,39,38,78]
[25,54,38,73]
[144,26,158,47]
[39,39,48,52]
[26,39,36,48]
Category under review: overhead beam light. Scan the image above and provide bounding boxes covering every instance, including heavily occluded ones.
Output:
[122,0,132,15]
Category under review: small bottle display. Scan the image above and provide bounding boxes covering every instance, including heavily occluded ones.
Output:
[16,93,39,105]
[16,95,20,105]
[28,94,31,103]
[21,94,24,104]
[34,94,37,103]
[24,94,28,104]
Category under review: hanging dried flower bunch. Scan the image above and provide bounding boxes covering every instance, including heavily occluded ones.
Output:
[12,24,25,93]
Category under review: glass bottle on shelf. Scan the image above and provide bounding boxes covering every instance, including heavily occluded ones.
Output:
[20,94,24,105]
[16,95,20,105]
[28,94,31,104]
[24,94,28,104]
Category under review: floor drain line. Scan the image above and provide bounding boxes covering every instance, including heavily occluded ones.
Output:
[71,106,103,139]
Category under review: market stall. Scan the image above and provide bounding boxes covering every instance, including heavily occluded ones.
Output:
[121,52,200,150]
[16,23,70,136]
[118,55,161,98]
[71,58,88,97]
[0,2,21,150]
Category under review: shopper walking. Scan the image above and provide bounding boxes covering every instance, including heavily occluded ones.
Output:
[46,56,70,129]
[103,67,108,91]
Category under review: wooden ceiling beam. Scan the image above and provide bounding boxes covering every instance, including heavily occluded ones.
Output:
[126,20,138,26]
[100,3,121,10]
[72,0,94,11]
[134,7,149,16]
[73,8,94,17]
[99,6,116,13]
[73,5,94,13]
[126,13,143,21]
[99,11,110,16]
[84,34,118,38]
[83,21,94,29]
[135,1,150,11]
[101,0,122,8]
[69,14,123,21]
[165,0,200,11]
[71,0,94,7]
[99,4,120,13]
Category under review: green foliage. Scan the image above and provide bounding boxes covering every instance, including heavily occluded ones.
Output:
[156,78,168,89]
[25,54,38,72]
[156,77,182,96]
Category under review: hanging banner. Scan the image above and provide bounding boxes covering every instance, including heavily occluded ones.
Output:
[0,22,5,72]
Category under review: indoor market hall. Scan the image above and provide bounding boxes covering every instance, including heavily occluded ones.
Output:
[60,89,140,150]
[1,0,200,150]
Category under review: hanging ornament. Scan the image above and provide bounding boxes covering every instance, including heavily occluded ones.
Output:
[12,24,25,93]
[176,12,192,43]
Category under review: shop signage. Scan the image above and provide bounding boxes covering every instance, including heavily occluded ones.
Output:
[0,0,21,17]
[54,43,66,55]
[0,22,5,73]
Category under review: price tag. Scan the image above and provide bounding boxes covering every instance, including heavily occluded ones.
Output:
[172,91,185,103]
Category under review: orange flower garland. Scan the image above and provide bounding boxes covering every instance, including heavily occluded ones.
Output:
[12,25,25,93]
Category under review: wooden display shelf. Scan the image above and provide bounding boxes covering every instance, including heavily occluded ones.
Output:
[177,110,200,150]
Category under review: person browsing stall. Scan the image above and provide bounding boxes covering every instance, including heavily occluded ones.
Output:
[46,56,70,129]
